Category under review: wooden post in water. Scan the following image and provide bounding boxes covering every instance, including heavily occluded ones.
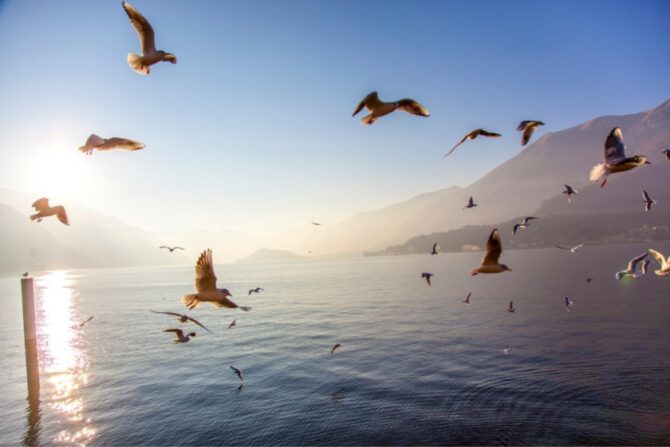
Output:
[21,276,40,398]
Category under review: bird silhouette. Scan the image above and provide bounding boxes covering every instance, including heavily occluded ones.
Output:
[352,91,429,125]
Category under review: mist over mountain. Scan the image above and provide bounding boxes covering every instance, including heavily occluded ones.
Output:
[295,98,670,255]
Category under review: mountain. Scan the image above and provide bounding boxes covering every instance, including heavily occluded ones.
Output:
[0,188,187,275]
[237,248,303,263]
[296,98,670,254]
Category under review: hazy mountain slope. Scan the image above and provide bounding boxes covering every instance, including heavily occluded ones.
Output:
[298,98,670,254]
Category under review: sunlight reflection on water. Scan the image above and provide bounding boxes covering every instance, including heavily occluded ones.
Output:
[36,272,95,446]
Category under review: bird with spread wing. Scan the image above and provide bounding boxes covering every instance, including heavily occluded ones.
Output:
[352,91,429,125]
[30,198,69,225]
[445,129,501,157]
[471,229,512,275]
[79,134,145,155]
[122,1,177,75]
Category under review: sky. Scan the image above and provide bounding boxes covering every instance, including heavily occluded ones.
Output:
[0,0,669,239]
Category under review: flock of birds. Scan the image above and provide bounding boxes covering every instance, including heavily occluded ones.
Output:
[23,2,670,386]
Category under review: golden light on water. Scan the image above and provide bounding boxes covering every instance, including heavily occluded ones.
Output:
[36,272,96,446]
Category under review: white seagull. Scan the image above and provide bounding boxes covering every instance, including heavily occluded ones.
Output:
[642,190,656,212]
[615,252,649,280]
[517,120,544,146]
[590,127,650,188]
[30,198,69,225]
[471,229,512,275]
[352,91,430,125]
[122,2,177,75]
[513,217,538,234]
[555,244,584,253]
[563,185,578,203]
[445,129,501,157]
[647,249,670,276]
[78,134,144,155]
[181,249,252,311]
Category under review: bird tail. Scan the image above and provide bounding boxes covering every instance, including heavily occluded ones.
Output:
[127,53,150,75]
[181,294,200,310]
[360,114,375,125]
[589,163,609,187]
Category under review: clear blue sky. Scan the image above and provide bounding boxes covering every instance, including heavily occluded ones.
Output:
[0,0,668,236]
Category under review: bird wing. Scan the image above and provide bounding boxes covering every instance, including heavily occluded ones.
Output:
[32,198,50,211]
[432,243,437,252]
[186,316,213,333]
[571,244,584,251]
[517,121,532,131]
[627,252,649,272]
[122,2,156,55]
[604,127,627,164]
[523,217,538,224]
[151,310,182,317]
[642,190,653,203]
[445,134,469,157]
[522,125,537,146]
[555,245,568,250]
[641,259,650,275]
[397,99,430,117]
[481,229,502,266]
[513,224,521,234]
[230,366,243,380]
[163,328,184,338]
[81,134,106,150]
[195,249,218,292]
[477,129,502,138]
[647,249,668,269]
[55,206,70,225]
[469,196,474,206]
[174,247,185,250]
[352,91,381,116]
[97,137,145,152]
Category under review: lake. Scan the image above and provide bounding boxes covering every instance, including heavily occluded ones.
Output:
[1,243,669,445]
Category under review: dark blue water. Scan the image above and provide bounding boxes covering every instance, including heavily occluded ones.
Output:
[1,243,669,445]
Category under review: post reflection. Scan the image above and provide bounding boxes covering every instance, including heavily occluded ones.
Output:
[36,272,96,446]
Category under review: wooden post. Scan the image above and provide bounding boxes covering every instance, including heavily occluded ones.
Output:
[21,277,40,398]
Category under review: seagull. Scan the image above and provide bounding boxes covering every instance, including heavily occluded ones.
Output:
[228,319,236,329]
[78,134,145,155]
[22,272,29,278]
[430,243,438,256]
[501,348,511,354]
[248,287,264,295]
[642,190,656,212]
[163,328,195,343]
[160,245,184,252]
[590,127,650,188]
[445,129,502,157]
[122,2,177,75]
[555,244,584,253]
[508,301,516,313]
[471,229,512,275]
[662,149,670,161]
[517,120,545,146]
[230,366,243,382]
[615,252,649,280]
[564,297,574,312]
[463,292,471,304]
[563,185,578,203]
[647,249,670,276]
[79,316,94,327]
[181,249,252,311]
[513,217,538,234]
[311,222,322,226]
[586,277,593,283]
[150,311,213,333]
[331,343,342,355]
[421,272,434,286]
[463,196,477,209]
[30,198,69,225]
[352,91,430,125]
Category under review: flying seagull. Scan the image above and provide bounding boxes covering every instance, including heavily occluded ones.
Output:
[230,366,243,381]
[182,249,252,311]
[555,244,584,253]
[22,272,29,278]
[79,134,144,155]
[430,243,438,256]
[228,319,236,329]
[311,222,322,226]
[352,91,430,125]
[79,316,94,327]
[513,217,538,234]
[501,348,511,354]
[445,129,502,157]
[421,272,434,286]
[122,2,177,75]
[30,198,69,225]
[163,328,195,343]
[471,229,512,275]
[150,311,213,333]
[463,196,477,209]
[331,343,342,355]
[647,249,670,276]
[508,301,516,313]
[564,297,574,312]
[590,127,650,188]
[248,287,264,295]
[463,292,471,304]
[517,120,545,146]
[615,252,649,280]
[563,185,578,203]
[662,149,670,161]
[586,277,593,283]
[642,190,656,212]
[160,246,184,252]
